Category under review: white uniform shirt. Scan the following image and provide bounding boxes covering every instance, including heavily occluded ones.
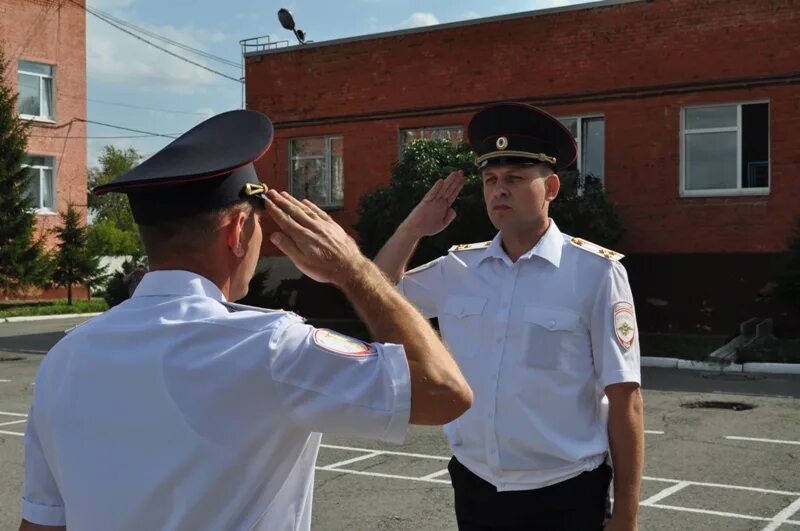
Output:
[21,270,411,530]
[398,221,640,491]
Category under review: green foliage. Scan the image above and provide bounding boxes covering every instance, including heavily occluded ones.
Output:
[0,299,107,318]
[103,256,147,308]
[52,204,106,304]
[87,145,143,254]
[0,47,52,294]
[88,219,142,256]
[354,139,625,268]
[355,139,494,267]
[549,170,624,248]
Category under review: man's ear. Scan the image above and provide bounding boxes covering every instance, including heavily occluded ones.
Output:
[225,210,249,258]
[545,173,561,202]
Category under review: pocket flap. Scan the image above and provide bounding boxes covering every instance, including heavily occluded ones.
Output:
[442,296,487,317]
[523,305,580,331]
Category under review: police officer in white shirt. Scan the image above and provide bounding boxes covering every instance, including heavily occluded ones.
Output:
[375,102,644,530]
[19,110,472,531]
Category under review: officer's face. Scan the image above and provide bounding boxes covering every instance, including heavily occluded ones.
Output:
[481,164,558,231]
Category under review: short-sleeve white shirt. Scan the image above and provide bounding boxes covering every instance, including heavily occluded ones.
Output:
[398,221,640,491]
[21,270,411,530]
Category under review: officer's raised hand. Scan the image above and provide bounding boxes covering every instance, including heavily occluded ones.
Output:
[266,190,366,286]
[400,169,465,238]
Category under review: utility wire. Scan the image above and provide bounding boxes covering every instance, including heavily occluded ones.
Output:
[68,0,242,83]
[87,5,241,69]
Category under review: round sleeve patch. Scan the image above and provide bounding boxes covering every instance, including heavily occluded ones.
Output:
[613,302,636,351]
[313,329,377,357]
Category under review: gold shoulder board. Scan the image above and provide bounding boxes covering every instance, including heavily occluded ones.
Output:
[448,241,491,253]
[569,237,624,261]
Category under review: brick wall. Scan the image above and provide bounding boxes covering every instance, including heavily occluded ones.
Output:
[1,0,88,299]
[248,0,800,256]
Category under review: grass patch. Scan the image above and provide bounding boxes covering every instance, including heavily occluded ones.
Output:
[639,333,729,361]
[735,337,800,364]
[0,299,108,318]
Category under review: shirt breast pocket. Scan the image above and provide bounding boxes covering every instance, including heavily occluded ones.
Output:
[522,305,582,370]
[439,295,487,360]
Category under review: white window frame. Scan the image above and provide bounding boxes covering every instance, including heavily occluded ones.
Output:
[399,125,464,153]
[22,155,57,214]
[288,135,343,209]
[557,114,604,180]
[18,61,56,123]
[680,101,770,198]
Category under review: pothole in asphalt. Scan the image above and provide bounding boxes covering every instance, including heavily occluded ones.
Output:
[681,401,756,411]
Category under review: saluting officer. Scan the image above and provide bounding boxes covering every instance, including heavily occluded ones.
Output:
[376,102,644,531]
[19,110,472,531]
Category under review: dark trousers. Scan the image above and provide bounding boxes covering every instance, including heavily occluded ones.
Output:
[448,457,612,531]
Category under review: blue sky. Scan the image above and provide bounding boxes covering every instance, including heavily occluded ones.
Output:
[86,0,592,166]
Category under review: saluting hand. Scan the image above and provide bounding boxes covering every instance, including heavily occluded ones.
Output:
[266,190,367,286]
[400,170,465,238]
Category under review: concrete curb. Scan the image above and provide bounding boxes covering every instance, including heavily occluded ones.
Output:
[642,356,800,375]
[1,312,102,323]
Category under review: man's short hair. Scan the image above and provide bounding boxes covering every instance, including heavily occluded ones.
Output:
[138,198,261,260]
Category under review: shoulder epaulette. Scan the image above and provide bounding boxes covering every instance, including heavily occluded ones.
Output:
[448,241,491,253]
[569,237,624,261]
[221,301,294,316]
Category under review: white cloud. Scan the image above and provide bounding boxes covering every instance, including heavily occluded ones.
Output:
[87,15,235,94]
[401,12,440,28]
[195,107,216,118]
[534,0,577,7]
[91,0,136,11]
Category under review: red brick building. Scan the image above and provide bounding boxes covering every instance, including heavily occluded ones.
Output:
[245,0,800,334]
[1,0,87,298]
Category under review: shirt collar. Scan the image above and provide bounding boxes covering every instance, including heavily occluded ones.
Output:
[132,270,227,302]
[479,219,563,268]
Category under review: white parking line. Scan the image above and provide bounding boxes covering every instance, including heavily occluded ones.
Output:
[316,466,451,484]
[645,503,778,523]
[640,481,691,505]
[726,436,800,446]
[420,469,450,480]
[0,430,24,436]
[645,430,664,435]
[316,442,800,526]
[762,497,800,531]
[642,476,800,496]
[321,444,449,461]
[0,379,10,383]
[321,451,383,470]
[0,411,28,417]
[0,419,27,427]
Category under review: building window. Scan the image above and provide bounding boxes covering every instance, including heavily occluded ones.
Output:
[18,61,55,121]
[289,136,343,209]
[557,116,605,180]
[681,102,769,196]
[23,155,56,212]
[400,126,463,151]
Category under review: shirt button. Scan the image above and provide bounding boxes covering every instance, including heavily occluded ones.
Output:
[549,320,556,329]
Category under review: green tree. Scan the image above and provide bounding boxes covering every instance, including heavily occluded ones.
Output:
[52,204,106,304]
[88,219,143,257]
[0,48,52,294]
[87,145,143,254]
[354,139,624,268]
